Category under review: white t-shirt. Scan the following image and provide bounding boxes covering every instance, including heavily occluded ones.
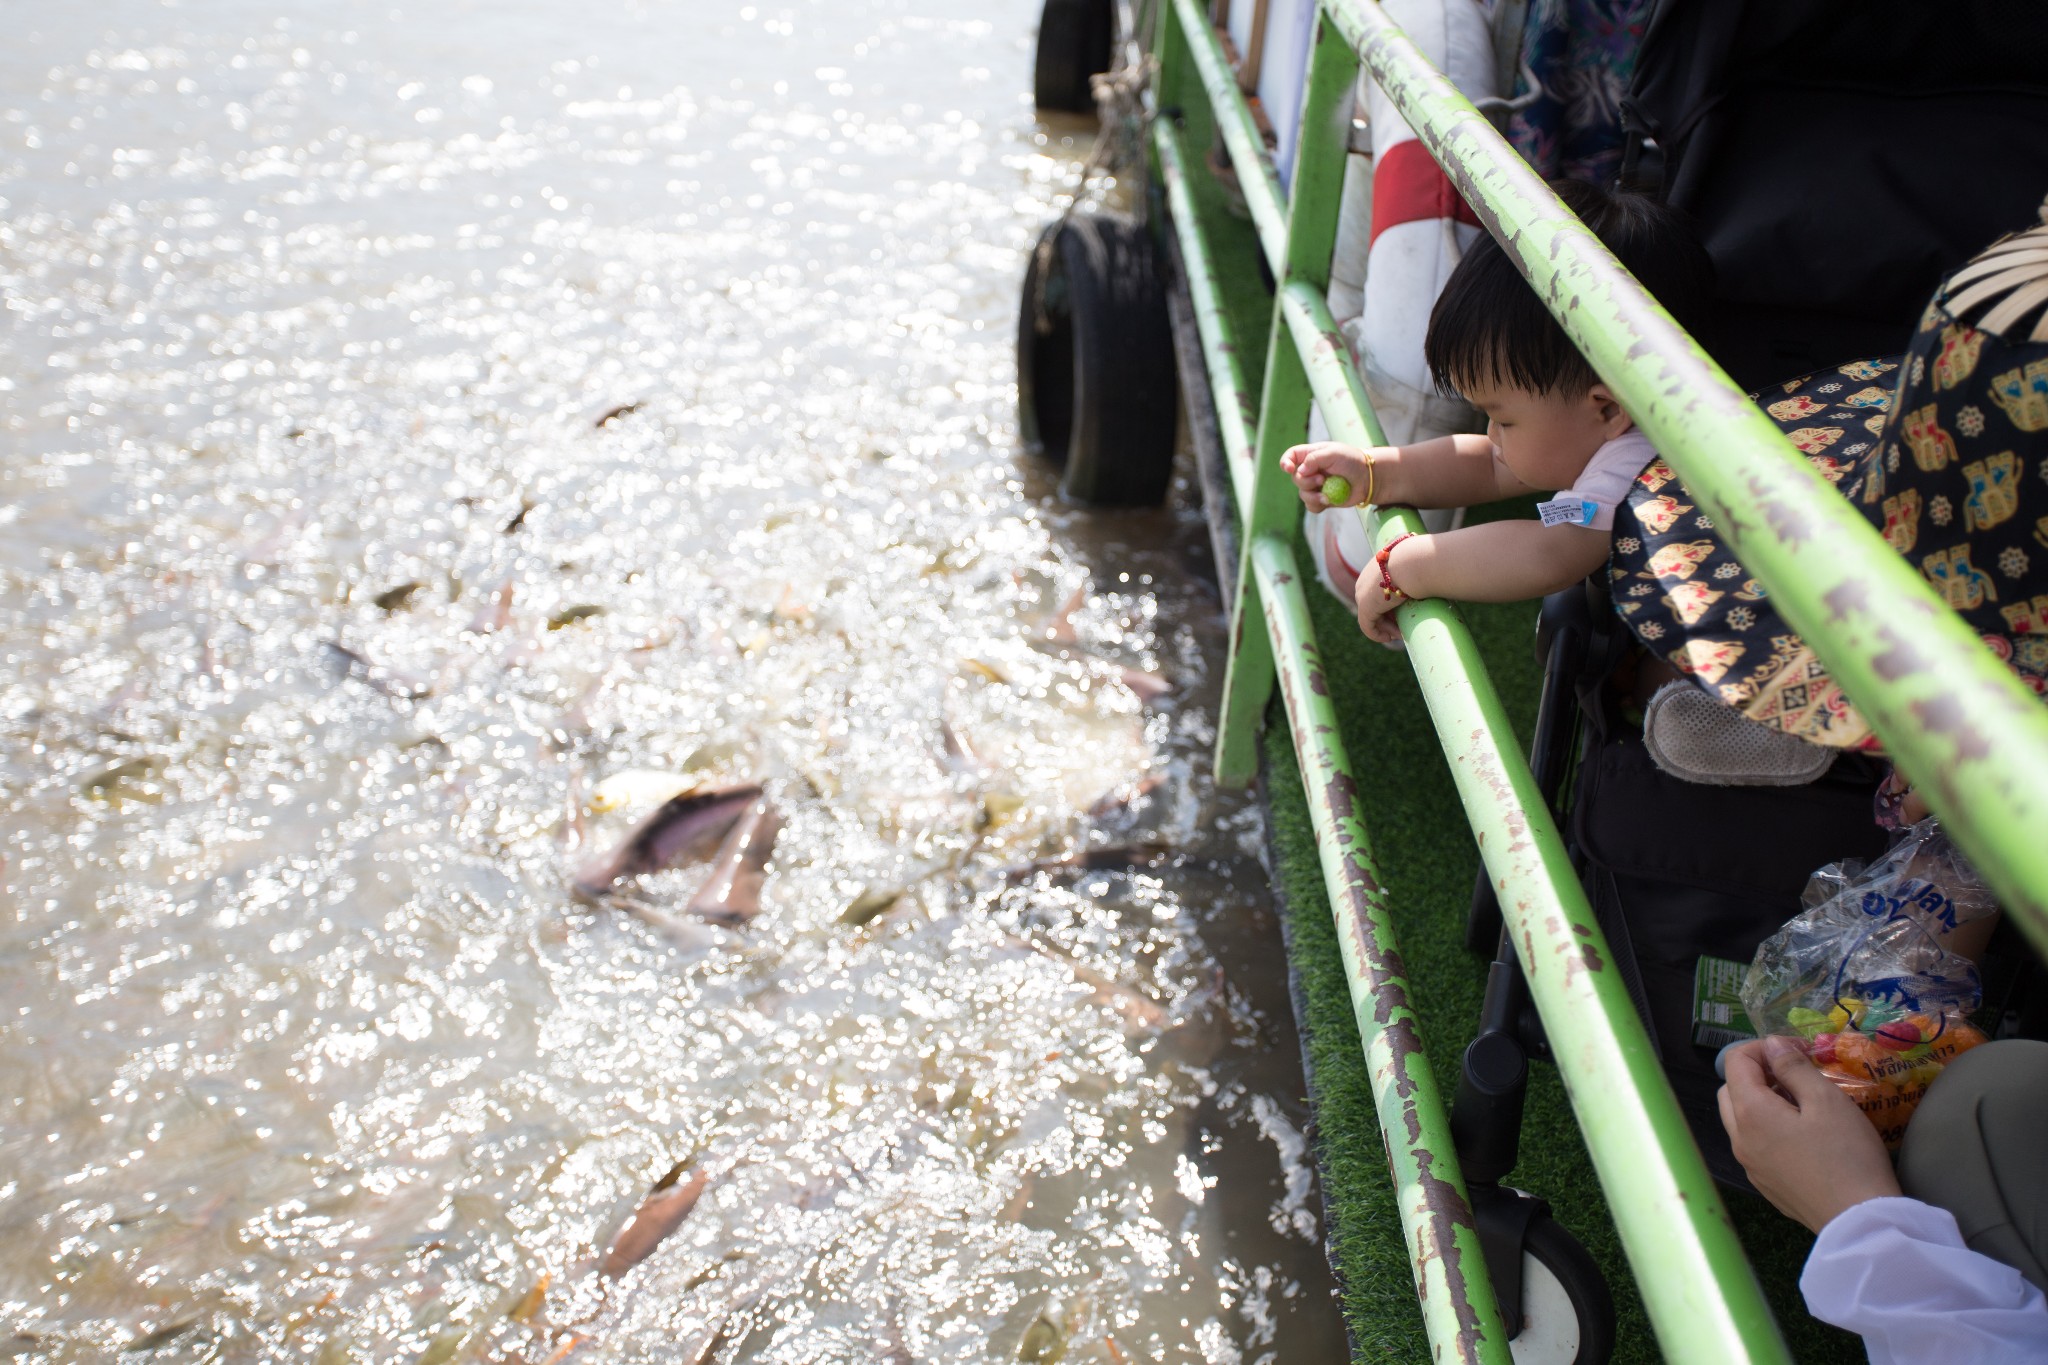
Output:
[1521,428,1657,533]
[1802,1196,2048,1364]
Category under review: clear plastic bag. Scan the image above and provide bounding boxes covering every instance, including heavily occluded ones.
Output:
[1741,819,1996,1147]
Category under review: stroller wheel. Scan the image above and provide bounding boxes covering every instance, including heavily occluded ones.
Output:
[1509,1216,1616,1365]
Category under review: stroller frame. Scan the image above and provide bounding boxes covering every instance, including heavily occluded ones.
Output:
[1127,0,2048,1360]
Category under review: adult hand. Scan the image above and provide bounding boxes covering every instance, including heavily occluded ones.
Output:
[1719,1035,1901,1233]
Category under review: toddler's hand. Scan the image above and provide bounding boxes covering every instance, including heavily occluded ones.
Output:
[1351,556,1406,647]
[1281,442,1379,513]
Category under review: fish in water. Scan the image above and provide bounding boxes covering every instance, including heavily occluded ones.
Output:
[1001,1175,1036,1223]
[939,715,982,773]
[465,576,515,634]
[839,885,907,927]
[414,1324,473,1365]
[958,657,1011,685]
[838,851,960,926]
[1001,842,1172,883]
[593,401,642,428]
[587,768,695,815]
[564,767,588,852]
[324,641,432,700]
[1015,1298,1070,1363]
[572,783,761,900]
[601,1160,710,1278]
[1084,773,1166,825]
[372,581,425,612]
[548,604,605,630]
[124,1319,202,1353]
[1009,933,1167,1032]
[686,797,782,924]
[1045,581,1086,645]
[614,897,721,952]
[680,1309,744,1365]
[1117,666,1172,702]
[80,756,167,803]
[507,1272,550,1325]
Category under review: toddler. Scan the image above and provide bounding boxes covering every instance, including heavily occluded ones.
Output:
[1283,179,1716,644]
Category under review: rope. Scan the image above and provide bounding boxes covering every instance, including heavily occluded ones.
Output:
[1029,45,1159,338]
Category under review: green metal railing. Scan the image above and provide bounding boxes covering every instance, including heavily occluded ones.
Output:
[1143,0,2048,1361]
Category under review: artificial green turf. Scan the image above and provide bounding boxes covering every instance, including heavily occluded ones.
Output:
[1258,530,1867,1362]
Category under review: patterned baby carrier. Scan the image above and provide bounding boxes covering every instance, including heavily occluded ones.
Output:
[1611,221,2048,750]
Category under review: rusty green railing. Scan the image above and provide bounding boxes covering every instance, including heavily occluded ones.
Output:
[1144,0,2048,1362]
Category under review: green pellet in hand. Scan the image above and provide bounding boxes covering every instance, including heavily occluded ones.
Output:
[1320,474,1352,506]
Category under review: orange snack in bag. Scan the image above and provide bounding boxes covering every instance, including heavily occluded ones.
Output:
[1811,1010,1987,1149]
[1929,1018,1988,1063]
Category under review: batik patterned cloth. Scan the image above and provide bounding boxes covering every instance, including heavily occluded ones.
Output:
[1610,292,2048,750]
[1507,0,1653,186]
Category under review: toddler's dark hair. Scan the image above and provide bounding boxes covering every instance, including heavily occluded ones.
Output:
[1423,179,1716,399]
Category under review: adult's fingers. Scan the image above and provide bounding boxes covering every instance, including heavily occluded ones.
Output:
[1761,1036,1844,1111]
[1720,1043,1793,1122]
[1721,1038,1769,1080]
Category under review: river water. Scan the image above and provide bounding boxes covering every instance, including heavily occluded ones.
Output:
[0,2,1346,1360]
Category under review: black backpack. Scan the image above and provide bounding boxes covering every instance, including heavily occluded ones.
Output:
[1619,0,2048,391]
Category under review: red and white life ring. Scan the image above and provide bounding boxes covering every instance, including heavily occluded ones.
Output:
[1309,0,1498,604]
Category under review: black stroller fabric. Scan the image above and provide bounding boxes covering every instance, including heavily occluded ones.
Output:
[1606,359,1902,751]
[1569,707,1887,1190]
[1620,0,2048,390]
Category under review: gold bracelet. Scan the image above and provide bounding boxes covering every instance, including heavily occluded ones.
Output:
[1362,449,1377,508]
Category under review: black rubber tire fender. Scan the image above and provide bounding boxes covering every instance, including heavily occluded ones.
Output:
[1016,218,1072,468]
[1015,214,1179,507]
[1033,0,1115,115]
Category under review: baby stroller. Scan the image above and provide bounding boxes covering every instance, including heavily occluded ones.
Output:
[1443,0,2048,1346]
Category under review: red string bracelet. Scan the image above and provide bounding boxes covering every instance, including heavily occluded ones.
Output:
[1375,532,1418,602]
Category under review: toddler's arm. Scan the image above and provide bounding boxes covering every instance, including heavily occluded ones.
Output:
[1282,435,1531,512]
[1355,519,1608,645]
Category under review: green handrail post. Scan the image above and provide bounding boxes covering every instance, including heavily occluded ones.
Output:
[1166,0,1290,275]
[1213,12,1358,787]
[1252,535,1513,1362]
[1156,126,1261,515]
[1155,10,1523,1358]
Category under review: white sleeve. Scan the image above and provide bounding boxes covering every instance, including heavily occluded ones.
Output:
[1801,1197,2048,1365]
[1546,430,1657,532]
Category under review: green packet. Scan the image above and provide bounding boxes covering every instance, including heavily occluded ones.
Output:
[1693,954,1757,1051]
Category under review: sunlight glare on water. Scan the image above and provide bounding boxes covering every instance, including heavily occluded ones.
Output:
[0,2,1346,1360]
